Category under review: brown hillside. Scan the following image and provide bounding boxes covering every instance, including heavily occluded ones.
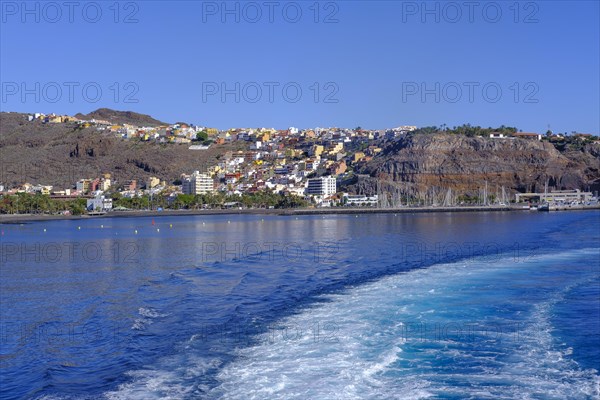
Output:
[74,108,169,127]
[0,112,243,188]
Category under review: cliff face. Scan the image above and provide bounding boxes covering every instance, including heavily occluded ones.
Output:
[358,134,600,196]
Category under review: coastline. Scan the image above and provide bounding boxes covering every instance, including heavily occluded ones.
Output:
[1,204,598,224]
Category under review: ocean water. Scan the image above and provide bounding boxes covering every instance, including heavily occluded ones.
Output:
[0,211,598,399]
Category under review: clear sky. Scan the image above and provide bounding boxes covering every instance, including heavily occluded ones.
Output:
[1,0,599,133]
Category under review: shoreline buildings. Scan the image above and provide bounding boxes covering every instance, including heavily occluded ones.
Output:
[306,176,337,197]
[182,171,215,195]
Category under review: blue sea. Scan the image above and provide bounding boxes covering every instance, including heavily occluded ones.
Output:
[1,211,599,399]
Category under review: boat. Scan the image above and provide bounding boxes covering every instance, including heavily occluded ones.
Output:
[538,180,550,211]
[538,203,550,211]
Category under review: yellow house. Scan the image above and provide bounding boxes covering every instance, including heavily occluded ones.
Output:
[353,152,365,163]
[146,176,160,189]
[100,177,111,191]
[330,143,344,154]
[313,145,324,157]
[208,166,222,175]
[256,132,270,142]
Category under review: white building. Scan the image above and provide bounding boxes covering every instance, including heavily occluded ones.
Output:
[515,189,593,204]
[182,171,214,195]
[306,176,337,196]
[87,196,113,212]
[344,194,379,206]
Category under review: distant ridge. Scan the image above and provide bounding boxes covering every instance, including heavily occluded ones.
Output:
[74,108,168,127]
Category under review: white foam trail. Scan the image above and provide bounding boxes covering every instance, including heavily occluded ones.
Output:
[104,356,222,400]
[138,307,167,319]
[107,248,600,400]
[208,248,599,399]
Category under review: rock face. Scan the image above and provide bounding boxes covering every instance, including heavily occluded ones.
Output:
[358,134,600,197]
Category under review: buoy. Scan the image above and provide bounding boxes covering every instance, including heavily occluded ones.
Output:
[228,220,231,224]
[101,225,104,228]
[78,226,81,230]
[152,219,155,226]
[156,228,160,232]
[43,228,47,232]
[170,224,173,228]
[134,230,138,234]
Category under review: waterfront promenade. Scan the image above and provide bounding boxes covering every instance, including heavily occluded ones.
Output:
[1,204,599,224]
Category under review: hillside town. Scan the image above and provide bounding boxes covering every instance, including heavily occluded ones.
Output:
[0,112,598,215]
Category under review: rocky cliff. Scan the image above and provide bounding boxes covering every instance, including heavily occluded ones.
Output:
[354,134,600,198]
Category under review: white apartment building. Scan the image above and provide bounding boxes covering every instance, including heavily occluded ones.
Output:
[182,171,214,195]
[87,196,113,212]
[306,176,337,197]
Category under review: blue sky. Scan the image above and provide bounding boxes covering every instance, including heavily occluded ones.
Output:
[1,1,599,133]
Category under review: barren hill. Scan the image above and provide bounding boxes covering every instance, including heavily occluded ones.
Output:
[74,108,169,127]
[0,112,242,189]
